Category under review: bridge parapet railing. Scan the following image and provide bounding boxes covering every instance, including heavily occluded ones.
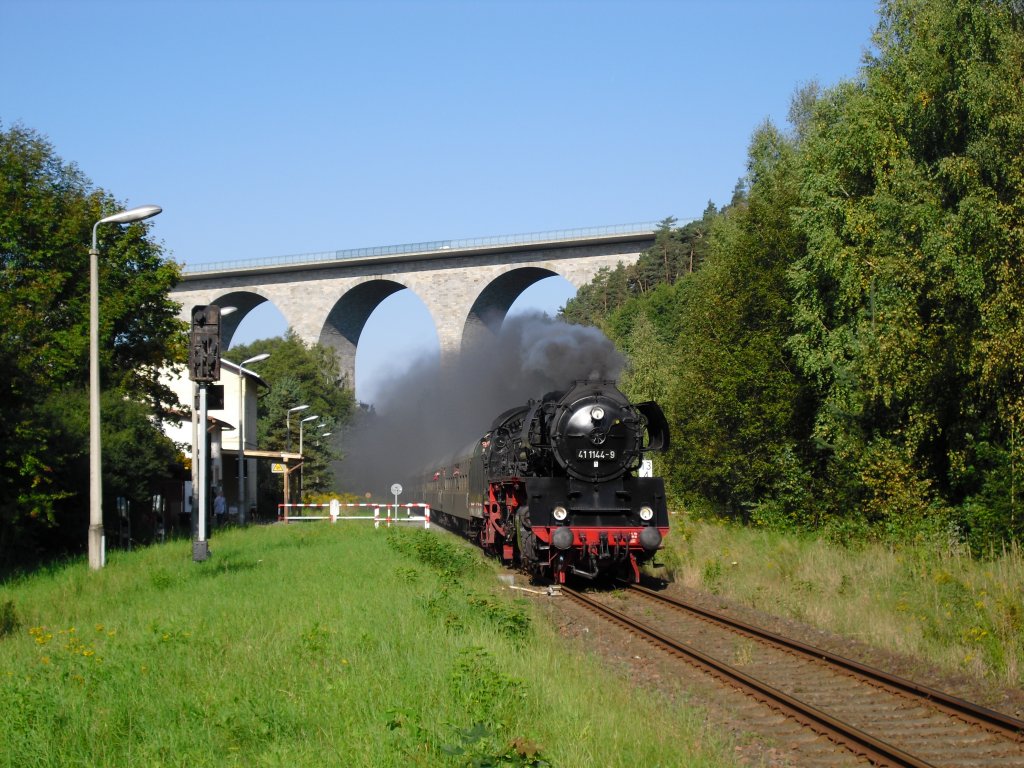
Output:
[181,221,667,276]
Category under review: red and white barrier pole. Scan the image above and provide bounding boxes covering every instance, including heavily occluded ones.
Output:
[274,501,431,527]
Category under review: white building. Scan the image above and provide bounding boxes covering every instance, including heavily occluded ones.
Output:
[161,361,270,521]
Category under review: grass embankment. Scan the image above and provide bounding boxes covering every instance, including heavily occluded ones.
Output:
[661,518,1024,688]
[0,524,737,768]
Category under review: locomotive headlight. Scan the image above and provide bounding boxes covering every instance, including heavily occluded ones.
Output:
[590,406,605,421]
[639,506,655,522]
[552,506,568,522]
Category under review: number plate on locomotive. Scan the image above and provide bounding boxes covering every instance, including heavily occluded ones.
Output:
[577,449,616,460]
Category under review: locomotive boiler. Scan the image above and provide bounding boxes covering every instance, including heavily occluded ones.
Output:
[416,379,670,583]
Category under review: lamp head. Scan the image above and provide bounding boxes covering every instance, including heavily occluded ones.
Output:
[98,205,162,226]
[242,353,270,366]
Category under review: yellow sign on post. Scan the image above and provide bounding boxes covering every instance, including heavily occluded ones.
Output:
[271,463,286,474]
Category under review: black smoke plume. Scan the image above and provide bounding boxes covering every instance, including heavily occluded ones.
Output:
[337,313,625,498]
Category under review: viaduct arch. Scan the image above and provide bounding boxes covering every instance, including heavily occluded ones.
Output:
[169,225,661,393]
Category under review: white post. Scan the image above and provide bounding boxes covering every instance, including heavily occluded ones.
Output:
[237,372,246,524]
[88,240,104,570]
[194,383,209,561]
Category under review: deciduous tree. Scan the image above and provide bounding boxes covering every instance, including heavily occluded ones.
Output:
[790,0,1024,544]
[0,123,186,570]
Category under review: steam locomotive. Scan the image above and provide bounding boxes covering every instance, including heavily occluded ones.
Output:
[415,379,670,583]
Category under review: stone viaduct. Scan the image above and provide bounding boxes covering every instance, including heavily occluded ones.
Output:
[170,223,662,391]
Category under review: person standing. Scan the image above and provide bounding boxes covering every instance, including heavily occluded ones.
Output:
[214,489,227,527]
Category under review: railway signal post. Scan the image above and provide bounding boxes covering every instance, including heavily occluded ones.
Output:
[189,304,223,562]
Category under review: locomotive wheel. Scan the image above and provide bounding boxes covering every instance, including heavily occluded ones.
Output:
[515,508,536,563]
[515,508,549,583]
[613,554,642,584]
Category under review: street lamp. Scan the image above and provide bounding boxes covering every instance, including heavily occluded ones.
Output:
[282,404,309,511]
[298,415,319,452]
[313,432,332,491]
[298,415,318,501]
[237,353,269,525]
[89,205,162,571]
[286,404,309,451]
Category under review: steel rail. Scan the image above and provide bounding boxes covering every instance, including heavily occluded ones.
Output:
[562,586,935,768]
[627,583,1024,742]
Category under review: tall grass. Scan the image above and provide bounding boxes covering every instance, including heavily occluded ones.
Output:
[660,518,1024,688]
[1,524,738,767]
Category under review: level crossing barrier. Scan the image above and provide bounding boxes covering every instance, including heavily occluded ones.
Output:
[277,501,430,529]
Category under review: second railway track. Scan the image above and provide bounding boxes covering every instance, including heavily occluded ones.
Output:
[561,584,1024,767]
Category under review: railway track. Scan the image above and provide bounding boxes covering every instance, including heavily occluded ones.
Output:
[561,584,1024,767]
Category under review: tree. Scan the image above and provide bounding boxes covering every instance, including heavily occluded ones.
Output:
[547,0,1024,549]
[224,332,356,508]
[560,264,630,329]
[663,123,814,520]
[0,123,187,570]
[561,213,718,330]
[640,215,715,286]
[789,0,1024,544]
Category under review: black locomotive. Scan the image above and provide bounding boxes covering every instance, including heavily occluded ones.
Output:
[415,379,670,583]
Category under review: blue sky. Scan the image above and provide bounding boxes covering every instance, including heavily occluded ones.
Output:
[1,0,880,403]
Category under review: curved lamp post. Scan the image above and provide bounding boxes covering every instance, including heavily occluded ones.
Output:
[312,432,332,490]
[282,404,309,510]
[298,414,318,501]
[286,404,309,451]
[89,205,162,571]
[237,353,269,525]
